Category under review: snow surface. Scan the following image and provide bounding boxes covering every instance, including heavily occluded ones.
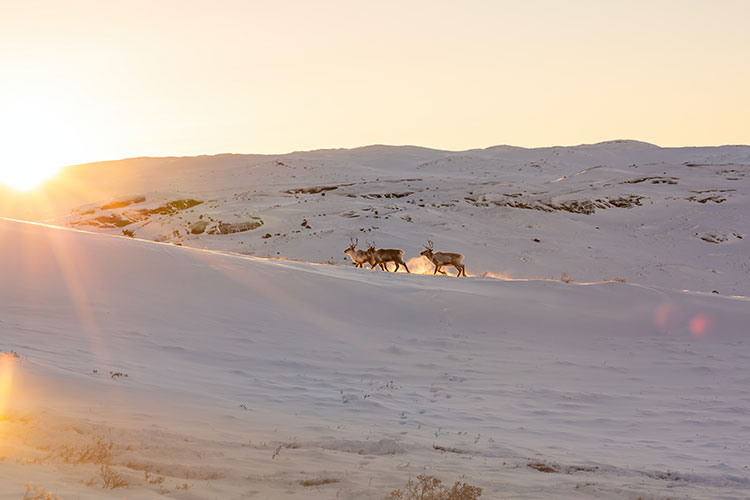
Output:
[0,140,749,498]
[0,216,748,499]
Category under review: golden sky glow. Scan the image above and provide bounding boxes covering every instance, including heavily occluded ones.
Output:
[1,0,749,189]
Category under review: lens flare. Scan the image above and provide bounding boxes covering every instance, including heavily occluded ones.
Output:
[689,314,711,339]
[0,354,16,421]
[653,302,679,334]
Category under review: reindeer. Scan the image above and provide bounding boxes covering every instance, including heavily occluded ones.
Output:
[343,238,375,269]
[366,242,410,273]
[420,240,466,277]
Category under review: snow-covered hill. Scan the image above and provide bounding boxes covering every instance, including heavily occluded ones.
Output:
[15,140,748,295]
[1,218,748,499]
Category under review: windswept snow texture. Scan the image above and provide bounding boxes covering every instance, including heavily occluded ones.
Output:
[42,140,750,296]
[0,218,749,499]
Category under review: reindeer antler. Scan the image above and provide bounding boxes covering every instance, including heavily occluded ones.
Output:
[424,240,434,250]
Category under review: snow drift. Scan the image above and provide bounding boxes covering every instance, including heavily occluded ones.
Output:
[1,217,748,498]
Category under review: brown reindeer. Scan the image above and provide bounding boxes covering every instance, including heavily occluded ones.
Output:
[343,238,375,268]
[367,242,410,273]
[420,240,466,277]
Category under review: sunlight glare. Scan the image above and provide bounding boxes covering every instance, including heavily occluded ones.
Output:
[0,354,16,421]
[0,98,82,191]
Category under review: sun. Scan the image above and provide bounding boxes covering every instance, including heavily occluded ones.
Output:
[0,165,63,192]
[0,98,82,191]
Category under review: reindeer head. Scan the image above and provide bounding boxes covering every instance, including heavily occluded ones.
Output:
[420,240,434,258]
[344,237,358,255]
[366,241,377,255]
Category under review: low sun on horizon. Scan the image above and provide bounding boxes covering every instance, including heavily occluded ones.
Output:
[0,165,63,191]
[0,99,83,191]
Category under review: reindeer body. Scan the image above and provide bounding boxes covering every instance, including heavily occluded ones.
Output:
[343,238,375,268]
[420,241,466,277]
[367,245,410,273]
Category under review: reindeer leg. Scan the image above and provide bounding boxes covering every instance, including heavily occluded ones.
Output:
[393,262,400,272]
[433,265,439,275]
[402,260,410,273]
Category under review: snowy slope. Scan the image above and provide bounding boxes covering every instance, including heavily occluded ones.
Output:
[1,218,748,499]
[22,140,749,296]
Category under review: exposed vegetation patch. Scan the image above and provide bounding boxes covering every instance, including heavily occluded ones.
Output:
[696,232,728,244]
[285,186,339,194]
[71,215,132,228]
[385,474,482,500]
[215,220,263,234]
[686,194,727,203]
[433,444,470,454]
[190,220,210,234]
[361,192,414,199]
[622,176,678,184]
[300,478,339,487]
[71,199,204,230]
[527,461,599,474]
[136,199,203,216]
[465,194,646,214]
[101,196,146,210]
[528,461,558,473]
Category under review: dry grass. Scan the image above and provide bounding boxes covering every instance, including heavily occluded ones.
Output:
[144,471,165,485]
[527,461,558,473]
[271,440,299,459]
[385,474,482,500]
[22,483,63,500]
[300,478,339,487]
[37,439,113,465]
[100,463,128,489]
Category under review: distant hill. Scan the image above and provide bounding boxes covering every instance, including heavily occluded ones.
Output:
[4,140,750,294]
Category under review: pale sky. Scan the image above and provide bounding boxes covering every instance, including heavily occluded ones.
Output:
[1,0,749,189]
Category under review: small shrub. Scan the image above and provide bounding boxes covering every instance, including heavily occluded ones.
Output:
[100,463,128,489]
[385,474,482,500]
[39,439,113,465]
[144,471,165,485]
[22,483,63,500]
